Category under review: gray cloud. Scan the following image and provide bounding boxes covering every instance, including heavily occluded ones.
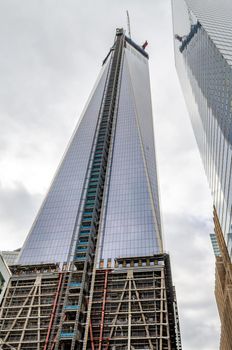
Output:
[165,213,219,350]
[0,182,42,249]
[0,0,220,348]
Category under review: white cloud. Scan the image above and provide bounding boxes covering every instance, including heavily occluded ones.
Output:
[0,0,220,348]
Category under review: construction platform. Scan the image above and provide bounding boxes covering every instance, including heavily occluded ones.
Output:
[87,255,181,350]
[0,263,63,350]
[0,255,181,350]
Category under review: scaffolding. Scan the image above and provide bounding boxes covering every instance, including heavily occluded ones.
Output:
[0,264,62,350]
[0,255,181,350]
[86,255,181,350]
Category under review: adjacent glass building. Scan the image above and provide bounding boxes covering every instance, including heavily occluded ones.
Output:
[172,1,232,348]
[172,0,232,257]
[0,29,181,349]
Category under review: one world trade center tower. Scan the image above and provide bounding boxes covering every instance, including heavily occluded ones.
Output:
[0,29,181,350]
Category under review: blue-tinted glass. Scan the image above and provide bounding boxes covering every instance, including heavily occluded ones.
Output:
[172,0,232,256]
[98,46,162,265]
[18,62,110,264]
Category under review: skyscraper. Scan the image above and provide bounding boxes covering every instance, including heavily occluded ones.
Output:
[0,29,181,349]
[172,0,232,348]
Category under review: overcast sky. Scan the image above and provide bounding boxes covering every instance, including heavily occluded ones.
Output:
[0,1,220,349]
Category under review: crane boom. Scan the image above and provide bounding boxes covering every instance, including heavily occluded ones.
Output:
[126,10,131,38]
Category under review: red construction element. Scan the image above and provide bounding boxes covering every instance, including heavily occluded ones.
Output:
[98,270,109,350]
[89,319,95,350]
[142,40,148,49]
[43,272,63,350]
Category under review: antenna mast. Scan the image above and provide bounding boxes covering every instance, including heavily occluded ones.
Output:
[126,10,131,38]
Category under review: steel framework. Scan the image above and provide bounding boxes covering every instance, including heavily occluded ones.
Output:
[86,255,181,350]
[0,264,62,350]
[0,255,181,350]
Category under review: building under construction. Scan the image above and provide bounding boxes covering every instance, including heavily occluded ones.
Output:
[0,255,180,349]
[0,29,181,349]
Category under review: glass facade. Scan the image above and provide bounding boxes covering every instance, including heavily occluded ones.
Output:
[0,255,11,304]
[98,46,161,263]
[0,250,20,266]
[210,233,221,257]
[172,0,232,257]
[18,62,110,264]
[18,34,163,265]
